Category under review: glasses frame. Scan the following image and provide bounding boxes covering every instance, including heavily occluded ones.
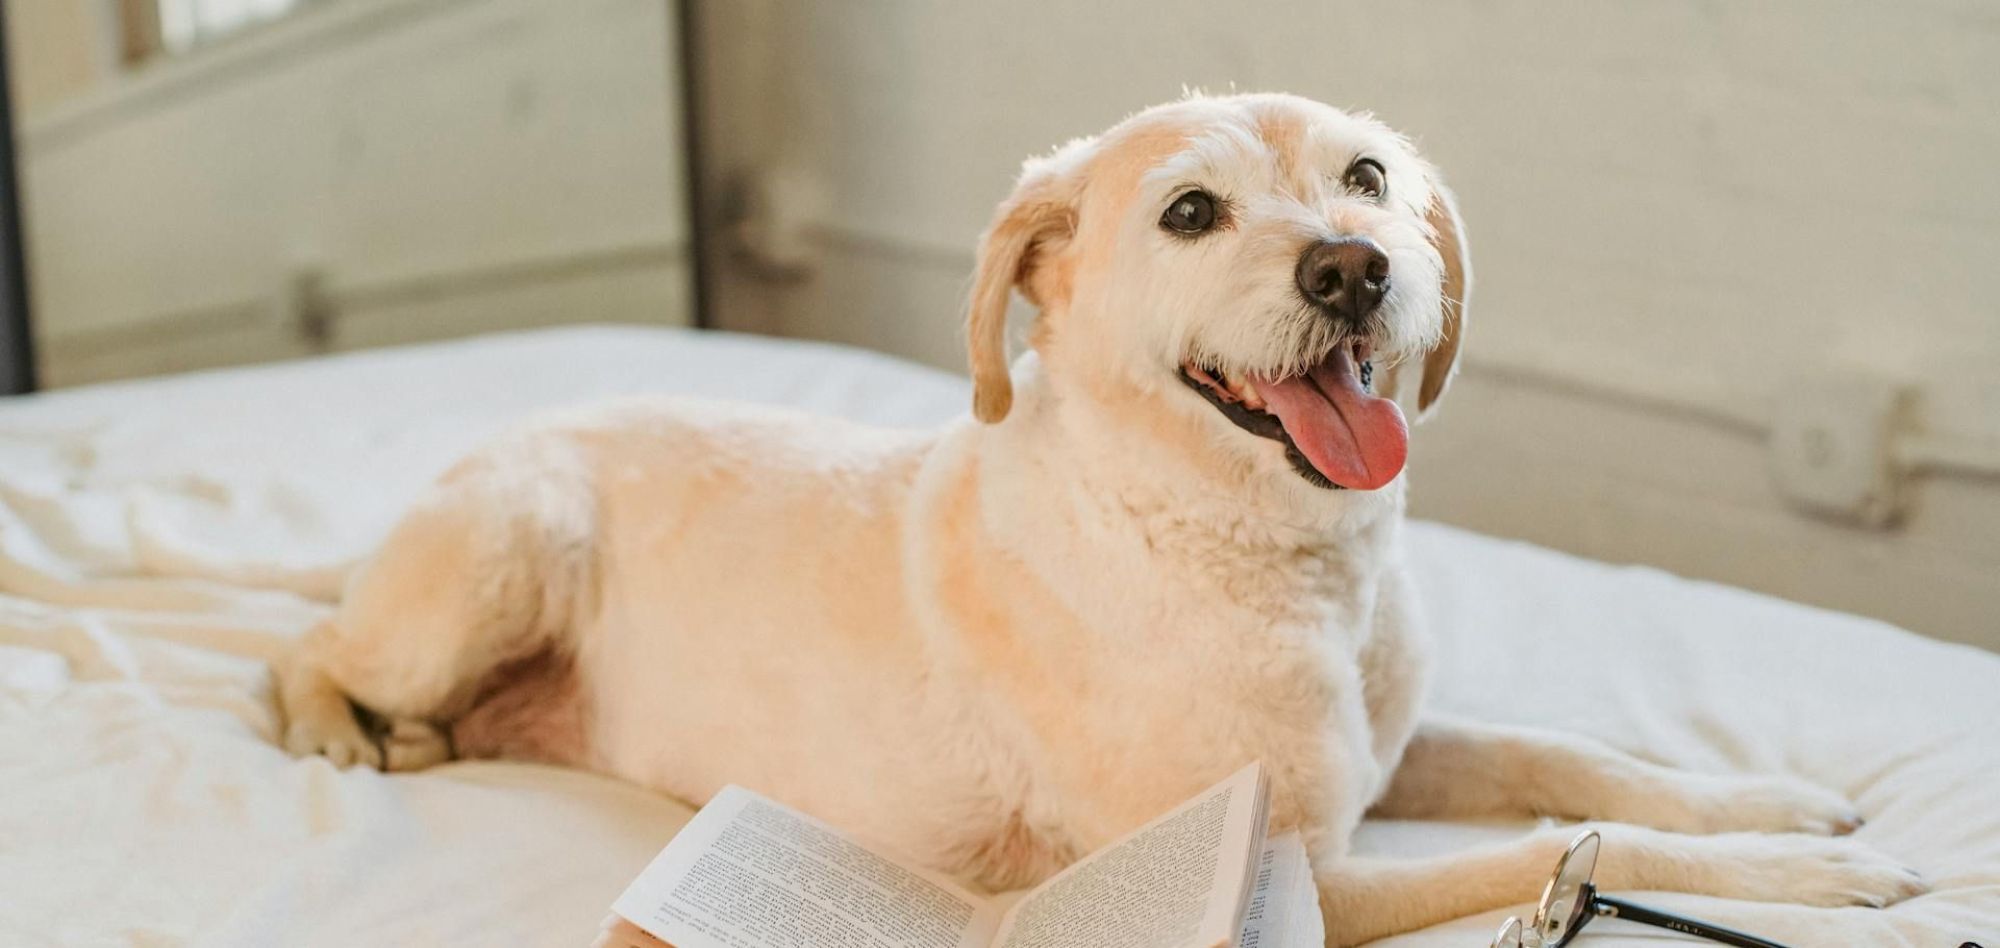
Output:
[1492,830,1797,948]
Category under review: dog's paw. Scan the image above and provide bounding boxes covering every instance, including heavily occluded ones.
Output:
[1675,774,1863,836]
[284,706,383,770]
[381,718,453,772]
[1703,834,1927,909]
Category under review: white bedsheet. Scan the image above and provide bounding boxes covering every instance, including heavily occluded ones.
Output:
[0,326,1993,947]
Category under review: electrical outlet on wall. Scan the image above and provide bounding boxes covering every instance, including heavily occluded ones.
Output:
[1767,372,1913,528]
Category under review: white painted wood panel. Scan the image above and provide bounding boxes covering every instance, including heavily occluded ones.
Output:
[19,0,691,385]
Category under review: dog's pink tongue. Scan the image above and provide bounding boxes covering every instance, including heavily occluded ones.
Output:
[1252,352,1408,490]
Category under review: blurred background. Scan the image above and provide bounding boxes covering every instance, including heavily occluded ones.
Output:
[2,0,1995,649]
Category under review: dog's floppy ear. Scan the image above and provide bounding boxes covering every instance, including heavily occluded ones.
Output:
[1414,180,1471,415]
[968,146,1087,423]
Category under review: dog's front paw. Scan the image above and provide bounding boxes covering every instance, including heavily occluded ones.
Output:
[1675,774,1863,836]
[1704,834,1927,908]
[284,706,384,770]
[1616,770,1861,836]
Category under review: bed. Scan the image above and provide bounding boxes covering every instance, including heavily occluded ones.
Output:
[1,325,1994,947]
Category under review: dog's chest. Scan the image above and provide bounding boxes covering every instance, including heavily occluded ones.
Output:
[925,621,1354,892]
[1037,605,1368,827]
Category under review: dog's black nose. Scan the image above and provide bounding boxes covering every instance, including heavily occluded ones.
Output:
[1296,238,1390,324]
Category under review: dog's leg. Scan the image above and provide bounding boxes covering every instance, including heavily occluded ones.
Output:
[279,439,595,771]
[1315,823,1926,946]
[1371,715,1862,835]
[279,629,383,769]
[282,635,456,771]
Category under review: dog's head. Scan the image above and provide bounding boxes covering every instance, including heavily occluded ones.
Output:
[967,93,1469,496]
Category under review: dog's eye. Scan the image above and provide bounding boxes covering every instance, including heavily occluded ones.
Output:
[1344,159,1387,199]
[1161,190,1219,235]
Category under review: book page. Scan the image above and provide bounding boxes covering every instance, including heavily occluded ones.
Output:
[1235,834,1324,948]
[989,762,1267,948]
[611,787,1001,948]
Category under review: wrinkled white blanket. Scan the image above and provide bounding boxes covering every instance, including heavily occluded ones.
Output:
[1,327,1994,947]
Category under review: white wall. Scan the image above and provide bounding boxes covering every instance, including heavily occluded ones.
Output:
[2,2,110,114]
[15,0,693,385]
[694,0,2000,648]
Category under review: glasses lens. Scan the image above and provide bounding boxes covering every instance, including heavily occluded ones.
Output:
[1490,916,1525,948]
[1534,831,1602,946]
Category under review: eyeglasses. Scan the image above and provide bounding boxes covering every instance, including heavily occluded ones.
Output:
[1490,830,1794,948]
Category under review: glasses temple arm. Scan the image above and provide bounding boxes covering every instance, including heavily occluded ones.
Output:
[1590,895,1796,948]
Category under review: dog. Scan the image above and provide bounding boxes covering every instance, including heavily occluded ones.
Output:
[280,93,1924,944]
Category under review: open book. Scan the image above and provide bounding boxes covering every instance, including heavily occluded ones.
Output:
[594,761,1322,948]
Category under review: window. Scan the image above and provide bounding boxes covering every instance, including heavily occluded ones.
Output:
[158,0,309,52]
[116,0,319,63]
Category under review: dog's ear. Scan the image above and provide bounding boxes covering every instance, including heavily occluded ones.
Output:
[967,147,1087,423]
[1414,180,1471,416]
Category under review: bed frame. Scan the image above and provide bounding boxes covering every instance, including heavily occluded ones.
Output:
[0,10,34,396]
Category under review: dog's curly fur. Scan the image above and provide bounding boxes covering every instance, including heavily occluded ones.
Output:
[280,93,1922,944]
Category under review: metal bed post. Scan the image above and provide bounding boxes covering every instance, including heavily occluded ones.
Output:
[0,6,37,395]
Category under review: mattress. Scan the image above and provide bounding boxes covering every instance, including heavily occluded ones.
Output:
[0,326,1993,946]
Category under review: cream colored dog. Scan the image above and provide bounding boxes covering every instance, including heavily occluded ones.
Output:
[281,93,1923,944]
